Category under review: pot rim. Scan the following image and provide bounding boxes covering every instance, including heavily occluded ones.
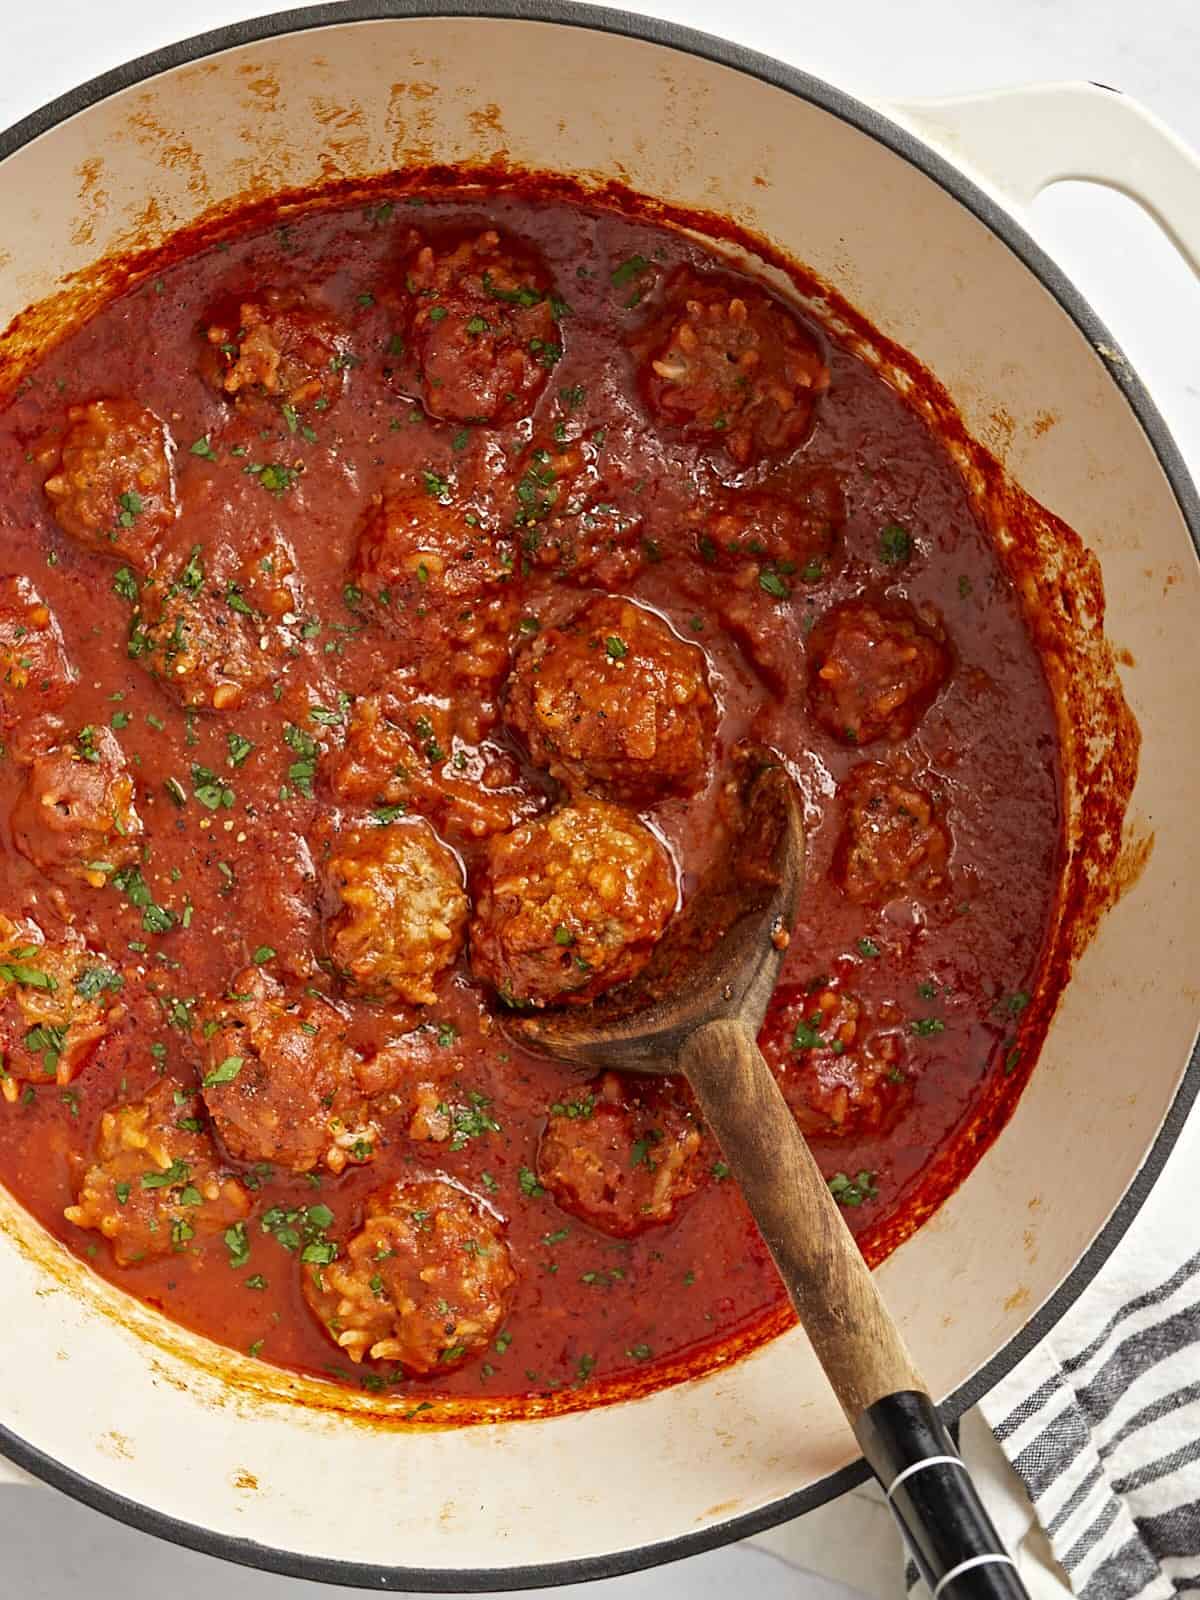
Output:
[1,1,1197,1590]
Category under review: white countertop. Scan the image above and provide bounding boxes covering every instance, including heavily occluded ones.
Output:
[2,2,1198,1596]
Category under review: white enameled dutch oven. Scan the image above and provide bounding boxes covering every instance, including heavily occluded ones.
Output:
[0,3,1197,1589]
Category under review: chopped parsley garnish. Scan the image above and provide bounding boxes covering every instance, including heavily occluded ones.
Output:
[261,1202,336,1263]
[910,1017,946,1037]
[190,436,218,460]
[481,271,544,308]
[611,254,650,287]
[224,1222,251,1268]
[879,525,912,564]
[192,763,235,811]
[791,1015,825,1051]
[141,1157,190,1191]
[604,635,629,661]
[226,731,254,768]
[282,723,318,797]
[828,1170,878,1207]
[0,962,56,992]
[759,568,790,600]
[245,462,299,496]
[113,567,139,603]
[856,937,881,959]
[518,1166,544,1199]
[445,1091,500,1152]
[202,1055,244,1087]
[112,864,176,935]
[370,804,407,825]
[550,1093,595,1121]
[74,967,123,1001]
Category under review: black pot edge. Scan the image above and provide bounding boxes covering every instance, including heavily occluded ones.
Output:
[0,1,1197,1590]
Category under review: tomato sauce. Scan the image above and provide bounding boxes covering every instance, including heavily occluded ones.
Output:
[0,189,1061,1405]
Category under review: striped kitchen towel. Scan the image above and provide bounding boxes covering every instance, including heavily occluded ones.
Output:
[906,1110,1200,1600]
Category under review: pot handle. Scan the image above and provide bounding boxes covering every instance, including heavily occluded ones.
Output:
[885,82,1200,276]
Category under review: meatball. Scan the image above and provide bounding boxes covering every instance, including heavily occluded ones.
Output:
[348,486,516,664]
[808,599,951,745]
[469,800,677,1006]
[688,479,844,586]
[64,1079,249,1265]
[537,1072,704,1237]
[325,818,469,1004]
[633,268,829,466]
[302,1178,515,1371]
[328,689,543,841]
[398,230,561,423]
[0,576,77,748]
[198,288,347,413]
[129,569,275,712]
[759,982,908,1140]
[505,596,715,804]
[678,480,846,690]
[197,969,376,1174]
[512,438,645,589]
[0,917,126,1097]
[835,761,951,904]
[11,725,143,888]
[40,398,177,569]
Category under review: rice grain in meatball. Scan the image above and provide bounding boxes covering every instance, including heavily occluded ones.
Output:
[835,761,951,904]
[11,724,143,888]
[39,398,177,570]
[633,268,829,466]
[197,968,378,1174]
[758,982,909,1140]
[0,916,126,1095]
[469,799,677,1006]
[537,1072,704,1237]
[0,576,77,748]
[326,818,468,1004]
[398,230,561,423]
[348,486,516,666]
[198,287,347,413]
[506,596,715,804]
[807,599,950,746]
[302,1177,515,1371]
[64,1080,249,1265]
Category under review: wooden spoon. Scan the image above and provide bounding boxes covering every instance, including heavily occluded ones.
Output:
[510,749,1028,1600]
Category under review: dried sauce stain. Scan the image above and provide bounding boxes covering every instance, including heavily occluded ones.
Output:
[0,161,1139,1425]
[238,66,282,113]
[128,106,211,206]
[986,406,1017,458]
[467,103,506,143]
[1031,410,1058,438]
[232,1468,259,1492]
[1003,1286,1031,1313]
[700,1498,743,1521]
[98,1430,133,1460]
[71,158,110,250]
[1113,822,1155,904]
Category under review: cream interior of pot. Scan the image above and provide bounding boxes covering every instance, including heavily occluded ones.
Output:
[0,15,1196,1576]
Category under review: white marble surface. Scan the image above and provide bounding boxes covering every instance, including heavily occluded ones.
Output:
[1,1,1198,1595]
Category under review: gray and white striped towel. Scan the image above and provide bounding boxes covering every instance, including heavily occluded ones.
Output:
[905,1107,1200,1600]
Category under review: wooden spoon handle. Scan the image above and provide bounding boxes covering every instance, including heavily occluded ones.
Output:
[680,1014,921,1415]
[680,1017,1029,1600]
